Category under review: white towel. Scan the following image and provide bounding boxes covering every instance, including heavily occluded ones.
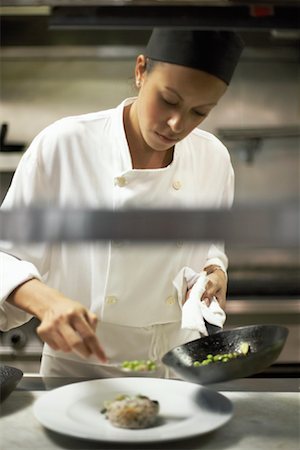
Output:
[173,267,226,336]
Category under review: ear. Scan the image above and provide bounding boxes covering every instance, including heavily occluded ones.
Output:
[135,54,147,88]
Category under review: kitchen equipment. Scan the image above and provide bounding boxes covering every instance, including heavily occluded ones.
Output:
[0,123,25,153]
[162,324,288,385]
[0,365,23,403]
[0,318,43,374]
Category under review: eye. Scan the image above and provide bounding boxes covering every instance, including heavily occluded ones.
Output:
[161,95,178,106]
[193,110,207,117]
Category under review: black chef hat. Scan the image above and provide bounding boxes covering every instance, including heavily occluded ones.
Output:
[146,28,244,84]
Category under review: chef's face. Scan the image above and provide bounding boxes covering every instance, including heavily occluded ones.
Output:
[134,55,227,152]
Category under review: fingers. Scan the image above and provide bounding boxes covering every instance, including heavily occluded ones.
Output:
[198,269,227,309]
[184,269,228,310]
[185,282,224,308]
[202,276,226,310]
[185,275,226,306]
[86,311,98,331]
[37,309,107,362]
[202,279,217,305]
[37,327,70,353]
[202,296,211,307]
[202,293,225,309]
[216,295,226,311]
[72,314,107,362]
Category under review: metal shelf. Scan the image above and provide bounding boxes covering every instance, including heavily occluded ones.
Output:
[217,126,300,141]
[0,203,298,246]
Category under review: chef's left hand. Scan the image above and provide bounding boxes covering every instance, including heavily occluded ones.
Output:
[186,265,227,310]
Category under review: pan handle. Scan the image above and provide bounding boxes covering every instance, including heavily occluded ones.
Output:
[204,319,222,335]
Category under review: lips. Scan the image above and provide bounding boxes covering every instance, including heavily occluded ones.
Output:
[155,131,179,144]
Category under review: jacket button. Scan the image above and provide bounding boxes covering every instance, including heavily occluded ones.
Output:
[172,180,181,190]
[165,295,176,305]
[114,176,127,187]
[105,296,118,305]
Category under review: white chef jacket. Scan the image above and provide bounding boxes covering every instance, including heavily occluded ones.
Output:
[0,98,234,377]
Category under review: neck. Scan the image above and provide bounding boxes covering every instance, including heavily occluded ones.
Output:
[123,103,174,169]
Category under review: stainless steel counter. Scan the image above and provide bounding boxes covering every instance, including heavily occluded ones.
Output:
[1,377,299,450]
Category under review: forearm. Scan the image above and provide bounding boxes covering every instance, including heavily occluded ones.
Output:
[7,278,62,320]
[7,278,107,362]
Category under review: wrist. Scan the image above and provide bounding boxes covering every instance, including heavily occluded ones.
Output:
[204,264,223,275]
[204,265,227,281]
[7,278,55,320]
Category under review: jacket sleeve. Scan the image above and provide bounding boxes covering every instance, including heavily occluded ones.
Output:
[0,130,52,330]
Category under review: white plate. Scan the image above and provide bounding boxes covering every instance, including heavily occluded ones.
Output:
[34,377,233,443]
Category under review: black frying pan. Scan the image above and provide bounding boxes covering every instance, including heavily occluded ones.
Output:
[162,324,288,385]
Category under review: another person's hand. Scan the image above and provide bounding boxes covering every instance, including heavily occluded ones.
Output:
[8,279,107,362]
[185,265,227,310]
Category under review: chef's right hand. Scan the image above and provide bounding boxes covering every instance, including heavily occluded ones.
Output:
[7,278,107,362]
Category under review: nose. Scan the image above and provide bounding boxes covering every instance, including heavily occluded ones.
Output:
[167,113,186,134]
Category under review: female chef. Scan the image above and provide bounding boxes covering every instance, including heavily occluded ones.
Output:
[0,29,244,377]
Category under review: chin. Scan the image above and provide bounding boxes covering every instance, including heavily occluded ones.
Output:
[149,132,177,151]
[149,141,172,152]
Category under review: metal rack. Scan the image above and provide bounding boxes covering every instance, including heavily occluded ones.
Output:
[0,204,298,247]
[217,127,300,163]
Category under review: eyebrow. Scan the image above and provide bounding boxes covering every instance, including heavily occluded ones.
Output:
[165,86,217,107]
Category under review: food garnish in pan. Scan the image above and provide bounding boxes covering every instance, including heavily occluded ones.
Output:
[193,341,250,367]
[101,394,160,429]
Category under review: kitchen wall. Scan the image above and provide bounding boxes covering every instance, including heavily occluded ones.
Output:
[0,59,135,143]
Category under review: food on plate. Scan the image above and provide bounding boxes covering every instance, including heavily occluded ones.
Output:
[120,359,157,372]
[193,341,251,367]
[101,394,160,429]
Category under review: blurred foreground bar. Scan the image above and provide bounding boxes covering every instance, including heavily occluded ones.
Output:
[0,204,298,247]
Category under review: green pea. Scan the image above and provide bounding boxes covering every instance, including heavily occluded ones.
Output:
[121,359,157,371]
[201,359,212,365]
[193,345,251,367]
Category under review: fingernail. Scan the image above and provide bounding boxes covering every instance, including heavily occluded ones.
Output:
[99,352,108,363]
